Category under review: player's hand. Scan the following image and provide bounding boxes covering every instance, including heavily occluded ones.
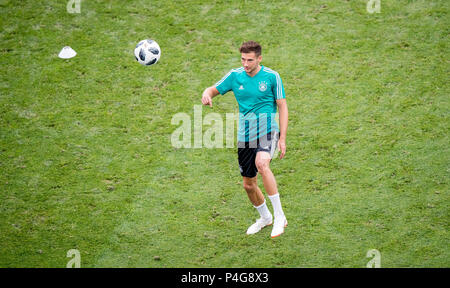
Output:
[278,138,286,159]
[201,91,213,107]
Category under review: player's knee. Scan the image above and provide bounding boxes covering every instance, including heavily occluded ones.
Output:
[255,159,270,174]
[243,181,257,192]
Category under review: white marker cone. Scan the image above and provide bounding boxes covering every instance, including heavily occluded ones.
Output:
[58,46,77,59]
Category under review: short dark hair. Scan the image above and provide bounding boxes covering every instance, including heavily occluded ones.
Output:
[239,41,262,56]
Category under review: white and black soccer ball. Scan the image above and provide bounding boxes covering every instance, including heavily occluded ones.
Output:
[134,39,161,66]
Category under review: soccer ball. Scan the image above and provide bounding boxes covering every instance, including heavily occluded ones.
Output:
[134,39,161,66]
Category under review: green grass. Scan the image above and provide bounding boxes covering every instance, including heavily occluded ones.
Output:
[0,0,448,267]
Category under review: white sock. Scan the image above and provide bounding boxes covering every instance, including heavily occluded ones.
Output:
[254,200,272,220]
[268,193,285,219]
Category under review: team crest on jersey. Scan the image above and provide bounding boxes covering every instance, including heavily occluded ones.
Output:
[258,81,268,92]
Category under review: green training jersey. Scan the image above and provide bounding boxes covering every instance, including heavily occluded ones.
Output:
[215,65,286,142]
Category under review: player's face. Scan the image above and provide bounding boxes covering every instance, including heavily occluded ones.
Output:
[241,52,262,75]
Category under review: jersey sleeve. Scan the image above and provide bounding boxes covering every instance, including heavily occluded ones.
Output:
[271,72,286,100]
[214,70,234,95]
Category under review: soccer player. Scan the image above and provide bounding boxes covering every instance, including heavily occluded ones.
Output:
[201,41,289,238]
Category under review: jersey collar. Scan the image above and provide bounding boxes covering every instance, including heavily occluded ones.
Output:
[245,65,263,78]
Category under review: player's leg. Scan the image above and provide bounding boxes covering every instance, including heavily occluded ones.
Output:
[239,147,272,235]
[255,152,286,219]
[255,152,286,218]
[242,176,272,222]
[255,133,287,238]
[255,152,287,238]
[242,176,264,206]
[243,176,273,235]
[255,151,278,196]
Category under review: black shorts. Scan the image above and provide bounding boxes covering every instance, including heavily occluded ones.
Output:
[237,132,280,178]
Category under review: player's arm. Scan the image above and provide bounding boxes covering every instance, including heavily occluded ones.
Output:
[203,69,234,107]
[276,98,288,159]
[201,86,220,107]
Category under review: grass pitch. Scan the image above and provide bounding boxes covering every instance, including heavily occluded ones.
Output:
[0,0,448,267]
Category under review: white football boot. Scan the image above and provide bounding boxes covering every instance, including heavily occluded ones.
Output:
[246,217,273,235]
[271,216,288,238]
